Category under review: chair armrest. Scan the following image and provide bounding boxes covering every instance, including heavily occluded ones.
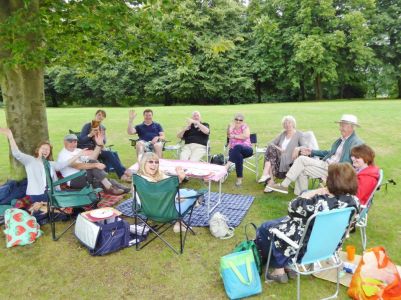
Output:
[53,170,86,186]
[129,138,139,147]
[271,228,300,250]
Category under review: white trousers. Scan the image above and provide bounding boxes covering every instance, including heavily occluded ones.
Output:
[286,156,329,195]
[179,143,207,162]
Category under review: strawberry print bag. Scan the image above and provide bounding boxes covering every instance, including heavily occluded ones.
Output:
[3,208,42,248]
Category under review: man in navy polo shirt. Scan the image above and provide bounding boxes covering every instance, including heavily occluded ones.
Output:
[127,109,165,160]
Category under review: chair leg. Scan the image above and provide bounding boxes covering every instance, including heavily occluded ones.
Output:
[297,273,301,300]
[360,226,367,251]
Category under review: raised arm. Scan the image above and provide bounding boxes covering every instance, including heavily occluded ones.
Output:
[0,127,34,164]
[127,109,138,135]
[0,128,18,150]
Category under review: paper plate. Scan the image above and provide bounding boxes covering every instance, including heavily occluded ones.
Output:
[90,209,114,219]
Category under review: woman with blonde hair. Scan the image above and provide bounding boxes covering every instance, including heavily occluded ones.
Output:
[136,152,196,233]
[259,115,306,192]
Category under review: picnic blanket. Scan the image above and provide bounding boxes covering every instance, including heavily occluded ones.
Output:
[97,192,125,208]
[115,192,255,227]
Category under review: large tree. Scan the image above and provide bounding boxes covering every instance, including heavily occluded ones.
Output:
[0,0,189,178]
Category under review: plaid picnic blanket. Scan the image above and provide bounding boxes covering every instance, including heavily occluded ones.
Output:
[115,192,254,227]
[97,192,125,208]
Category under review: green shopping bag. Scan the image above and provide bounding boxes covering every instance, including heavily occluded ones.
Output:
[233,223,262,274]
[220,249,262,299]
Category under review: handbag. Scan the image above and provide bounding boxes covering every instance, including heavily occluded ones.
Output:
[233,223,262,274]
[209,212,234,239]
[220,249,262,299]
[348,246,401,300]
[75,214,130,256]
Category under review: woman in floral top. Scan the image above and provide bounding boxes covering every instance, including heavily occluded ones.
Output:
[224,113,253,187]
[256,163,360,283]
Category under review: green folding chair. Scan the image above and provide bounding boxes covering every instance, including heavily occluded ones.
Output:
[43,158,102,241]
[132,174,201,254]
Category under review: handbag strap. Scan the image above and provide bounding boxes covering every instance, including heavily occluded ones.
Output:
[371,246,389,269]
[220,227,234,240]
[227,256,252,285]
[244,223,258,241]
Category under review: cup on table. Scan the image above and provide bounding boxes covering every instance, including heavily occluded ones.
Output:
[346,245,356,261]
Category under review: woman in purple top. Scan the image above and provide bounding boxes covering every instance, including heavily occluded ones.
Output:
[224,113,253,187]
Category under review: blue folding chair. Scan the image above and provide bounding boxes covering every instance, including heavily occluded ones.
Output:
[356,169,383,250]
[266,207,356,300]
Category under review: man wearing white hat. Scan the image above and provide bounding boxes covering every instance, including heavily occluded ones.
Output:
[269,114,363,195]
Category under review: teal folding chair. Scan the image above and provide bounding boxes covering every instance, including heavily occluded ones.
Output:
[132,174,203,254]
[266,207,356,300]
[43,159,102,241]
[356,169,383,250]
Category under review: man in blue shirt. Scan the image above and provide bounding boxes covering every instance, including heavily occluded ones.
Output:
[127,109,165,160]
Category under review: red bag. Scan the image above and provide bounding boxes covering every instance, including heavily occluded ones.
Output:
[348,246,401,300]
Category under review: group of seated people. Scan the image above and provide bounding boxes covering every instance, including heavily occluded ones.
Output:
[0,111,381,268]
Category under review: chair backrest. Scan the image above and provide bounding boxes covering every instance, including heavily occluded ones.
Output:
[133,174,180,222]
[302,131,319,150]
[250,133,257,144]
[359,169,384,218]
[69,129,81,136]
[42,158,55,196]
[296,207,355,265]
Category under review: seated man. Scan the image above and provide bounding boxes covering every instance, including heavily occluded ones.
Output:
[177,111,210,162]
[77,109,128,180]
[57,133,124,195]
[127,109,165,160]
[269,114,363,195]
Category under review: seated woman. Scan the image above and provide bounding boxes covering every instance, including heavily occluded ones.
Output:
[255,163,359,283]
[259,115,306,193]
[0,128,84,202]
[351,144,380,206]
[136,152,197,233]
[78,109,130,181]
[224,113,253,187]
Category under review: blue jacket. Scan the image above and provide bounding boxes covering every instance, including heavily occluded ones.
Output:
[311,131,363,164]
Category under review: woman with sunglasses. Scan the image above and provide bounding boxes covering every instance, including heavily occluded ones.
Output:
[137,152,196,233]
[225,113,253,187]
[0,128,85,203]
[259,115,306,193]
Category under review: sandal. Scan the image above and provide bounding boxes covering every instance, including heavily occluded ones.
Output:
[265,272,288,283]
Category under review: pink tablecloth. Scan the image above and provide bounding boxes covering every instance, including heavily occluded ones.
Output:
[128,159,227,182]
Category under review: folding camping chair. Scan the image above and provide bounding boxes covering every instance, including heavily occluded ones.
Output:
[356,169,383,250]
[224,133,263,180]
[167,139,211,162]
[132,174,203,254]
[266,207,356,300]
[43,158,102,241]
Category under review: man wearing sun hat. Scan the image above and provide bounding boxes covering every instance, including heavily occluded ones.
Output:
[269,114,363,195]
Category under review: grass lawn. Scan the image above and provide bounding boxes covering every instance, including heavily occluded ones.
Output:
[0,100,400,299]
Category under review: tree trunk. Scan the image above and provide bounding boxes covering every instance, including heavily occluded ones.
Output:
[0,67,48,179]
[299,79,305,101]
[314,74,322,100]
[0,0,48,179]
[397,76,401,99]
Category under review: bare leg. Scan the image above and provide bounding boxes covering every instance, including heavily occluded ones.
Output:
[153,142,163,158]
[136,141,145,161]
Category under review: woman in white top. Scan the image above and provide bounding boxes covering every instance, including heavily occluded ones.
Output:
[0,128,84,202]
[258,116,306,193]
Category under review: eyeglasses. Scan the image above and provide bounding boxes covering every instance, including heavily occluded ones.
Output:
[66,139,77,143]
[147,160,159,164]
[234,118,243,122]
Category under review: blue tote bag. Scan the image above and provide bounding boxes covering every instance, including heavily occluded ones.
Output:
[220,249,262,299]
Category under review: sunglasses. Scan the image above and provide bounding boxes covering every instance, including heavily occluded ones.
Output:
[66,139,77,143]
[234,118,243,122]
[147,160,159,164]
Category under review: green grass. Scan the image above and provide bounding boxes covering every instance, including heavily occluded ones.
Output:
[1,100,401,299]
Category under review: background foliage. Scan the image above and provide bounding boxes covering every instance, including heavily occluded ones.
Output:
[36,0,401,107]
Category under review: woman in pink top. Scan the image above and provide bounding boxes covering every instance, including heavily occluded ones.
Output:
[225,113,253,186]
